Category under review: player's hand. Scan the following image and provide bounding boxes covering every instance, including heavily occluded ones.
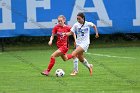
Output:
[95,34,99,38]
[48,41,52,46]
[62,33,66,37]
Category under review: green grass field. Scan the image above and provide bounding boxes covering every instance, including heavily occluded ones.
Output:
[0,47,140,93]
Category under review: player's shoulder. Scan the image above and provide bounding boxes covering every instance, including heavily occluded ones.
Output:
[85,21,93,24]
[65,25,71,28]
[85,21,96,26]
[65,25,71,32]
[72,22,80,27]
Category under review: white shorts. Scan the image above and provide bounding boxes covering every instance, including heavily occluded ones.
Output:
[76,44,89,52]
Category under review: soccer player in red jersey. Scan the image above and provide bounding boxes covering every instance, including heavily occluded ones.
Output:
[41,15,75,76]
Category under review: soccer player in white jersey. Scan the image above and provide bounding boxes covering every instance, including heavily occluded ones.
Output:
[64,12,99,76]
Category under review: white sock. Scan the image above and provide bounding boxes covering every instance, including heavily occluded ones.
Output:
[82,58,90,68]
[73,58,78,72]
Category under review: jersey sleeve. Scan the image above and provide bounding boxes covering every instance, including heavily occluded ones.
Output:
[71,23,77,33]
[87,22,96,27]
[52,26,57,34]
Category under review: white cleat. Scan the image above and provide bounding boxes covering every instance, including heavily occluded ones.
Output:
[70,70,78,76]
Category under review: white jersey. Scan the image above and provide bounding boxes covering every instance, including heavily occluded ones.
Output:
[71,21,95,45]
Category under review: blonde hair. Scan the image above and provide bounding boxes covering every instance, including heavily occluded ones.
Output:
[58,15,66,22]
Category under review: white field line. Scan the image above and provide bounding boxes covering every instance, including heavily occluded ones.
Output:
[86,53,136,59]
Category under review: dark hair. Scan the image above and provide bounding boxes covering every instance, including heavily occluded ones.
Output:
[77,12,85,29]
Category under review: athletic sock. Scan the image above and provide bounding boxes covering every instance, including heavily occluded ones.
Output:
[82,58,90,68]
[73,58,79,72]
[47,57,55,72]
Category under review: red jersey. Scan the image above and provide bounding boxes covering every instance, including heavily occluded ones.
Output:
[52,24,71,48]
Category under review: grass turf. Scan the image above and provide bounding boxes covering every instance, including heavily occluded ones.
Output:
[0,47,140,93]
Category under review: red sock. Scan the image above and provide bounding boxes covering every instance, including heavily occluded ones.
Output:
[47,57,55,72]
[67,54,73,60]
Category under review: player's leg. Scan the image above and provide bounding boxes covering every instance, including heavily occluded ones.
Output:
[69,46,84,76]
[60,53,78,76]
[41,49,63,76]
[61,54,67,61]
[61,54,73,61]
[77,52,93,76]
[59,46,73,61]
[75,46,93,76]
[70,57,79,76]
[70,45,79,76]
[60,44,84,60]
[60,46,79,76]
[73,57,79,72]
[47,49,63,71]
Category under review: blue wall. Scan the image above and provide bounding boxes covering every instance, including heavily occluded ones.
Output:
[0,0,140,38]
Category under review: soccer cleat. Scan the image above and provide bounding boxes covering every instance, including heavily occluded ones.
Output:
[89,64,93,76]
[41,70,49,76]
[70,70,78,76]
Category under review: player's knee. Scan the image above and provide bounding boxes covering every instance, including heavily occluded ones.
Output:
[71,53,77,58]
[50,55,55,59]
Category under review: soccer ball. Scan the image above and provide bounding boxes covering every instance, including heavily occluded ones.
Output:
[55,69,65,77]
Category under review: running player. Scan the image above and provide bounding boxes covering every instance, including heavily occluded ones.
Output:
[41,15,75,76]
[64,12,99,76]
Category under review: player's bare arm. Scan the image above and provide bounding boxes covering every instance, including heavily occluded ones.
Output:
[72,32,77,48]
[93,25,99,38]
[62,31,73,36]
[48,33,55,46]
